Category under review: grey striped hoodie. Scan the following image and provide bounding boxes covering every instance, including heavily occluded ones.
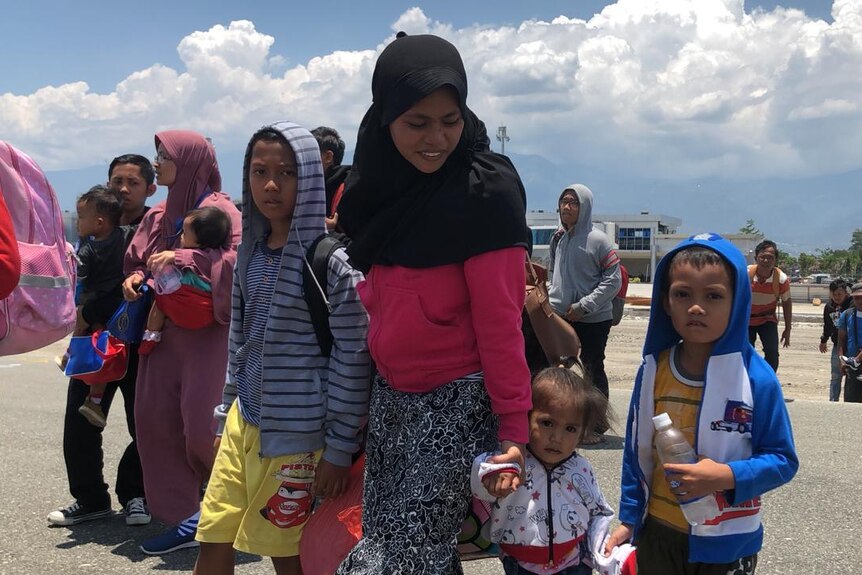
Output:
[218,121,370,466]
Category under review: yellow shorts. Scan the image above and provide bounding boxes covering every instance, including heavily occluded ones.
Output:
[196,402,321,557]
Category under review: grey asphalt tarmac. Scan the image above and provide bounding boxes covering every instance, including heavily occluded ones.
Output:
[1,338,859,574]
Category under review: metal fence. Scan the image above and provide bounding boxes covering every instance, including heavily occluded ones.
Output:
[789,284,831,304]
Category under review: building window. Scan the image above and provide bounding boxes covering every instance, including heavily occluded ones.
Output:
[617,227,651,251]
[531,228,557,246]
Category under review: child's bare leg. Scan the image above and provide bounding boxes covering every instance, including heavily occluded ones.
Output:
[271,555,302,575]
[146,302,166,333]
[88,383,107,403]
[139,303,165,356]
[193,542,235,575]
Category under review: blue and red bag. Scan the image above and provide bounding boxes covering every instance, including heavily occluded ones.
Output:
[106,283,152,344]
[63,329,129,385]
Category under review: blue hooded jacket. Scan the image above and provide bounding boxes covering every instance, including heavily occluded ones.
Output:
[619,233,798,564]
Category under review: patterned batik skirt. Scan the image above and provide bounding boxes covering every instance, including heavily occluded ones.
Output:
[335,373,497,575]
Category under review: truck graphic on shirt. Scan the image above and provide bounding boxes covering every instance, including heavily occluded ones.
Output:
[710,400,752,434]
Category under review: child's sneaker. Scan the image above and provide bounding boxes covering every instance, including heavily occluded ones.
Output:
[124,497,151,526]
[140,515,199,555]
[841,356,860,369]
[78,399,107,428]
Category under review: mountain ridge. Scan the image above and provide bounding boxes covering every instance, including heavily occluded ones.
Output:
[44,151,860,255]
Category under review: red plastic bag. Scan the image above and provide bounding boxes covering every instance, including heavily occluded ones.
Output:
[299,452,498,573]
[299,454,364,575]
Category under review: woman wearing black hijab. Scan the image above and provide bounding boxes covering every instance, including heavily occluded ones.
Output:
[335,34,532,574]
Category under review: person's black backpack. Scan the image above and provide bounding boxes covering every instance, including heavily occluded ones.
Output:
[303,232,369,461]
[302,233,344,357]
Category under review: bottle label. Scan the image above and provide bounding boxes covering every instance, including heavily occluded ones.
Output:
[155,267,182,295]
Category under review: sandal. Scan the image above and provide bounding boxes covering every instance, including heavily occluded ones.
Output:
[581,432,605,446]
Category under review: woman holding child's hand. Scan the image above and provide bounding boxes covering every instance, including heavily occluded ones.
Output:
[482,440,526,498]
[334,33,533,574]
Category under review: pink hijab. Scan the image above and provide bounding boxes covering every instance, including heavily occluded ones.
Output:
[155,130,222,244]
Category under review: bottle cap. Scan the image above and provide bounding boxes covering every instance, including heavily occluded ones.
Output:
[652,412,672,430]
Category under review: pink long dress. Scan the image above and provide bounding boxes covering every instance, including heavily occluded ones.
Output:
[124,131,241,523]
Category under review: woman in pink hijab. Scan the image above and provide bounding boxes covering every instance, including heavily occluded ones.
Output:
[122,131,241,555]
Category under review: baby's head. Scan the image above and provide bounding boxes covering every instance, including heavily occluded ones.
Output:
[181,206,231,250]
[661,246,735,347]
[529,366,611,467]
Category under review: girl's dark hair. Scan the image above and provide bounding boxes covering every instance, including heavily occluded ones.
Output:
[78,185,122,227]
[661,246,735,300]
[185,206,231,249]
[532,365,612,445]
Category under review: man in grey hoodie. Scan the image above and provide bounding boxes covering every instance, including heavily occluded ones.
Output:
[549,184,621,438]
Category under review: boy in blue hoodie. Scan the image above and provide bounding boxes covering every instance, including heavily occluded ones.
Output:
[193,122,371,575]
[603,233,798,574]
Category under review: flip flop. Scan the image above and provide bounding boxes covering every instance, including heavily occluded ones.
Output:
[581,433,605,446]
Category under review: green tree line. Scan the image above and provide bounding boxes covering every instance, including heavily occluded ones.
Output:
[742,223,862,281]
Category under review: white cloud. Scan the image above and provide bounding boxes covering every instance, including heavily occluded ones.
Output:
[788,98,858,119]
[0,2,861,182]
[0,20,377,170]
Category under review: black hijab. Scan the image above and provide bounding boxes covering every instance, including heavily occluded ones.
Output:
[338,34,530,273]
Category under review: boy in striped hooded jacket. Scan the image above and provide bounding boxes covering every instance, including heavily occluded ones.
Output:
[194,122,371,575]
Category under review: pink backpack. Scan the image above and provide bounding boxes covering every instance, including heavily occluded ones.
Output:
[0,141,76,355]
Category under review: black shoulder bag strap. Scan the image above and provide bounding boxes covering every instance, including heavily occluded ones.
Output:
[303,233,343,357]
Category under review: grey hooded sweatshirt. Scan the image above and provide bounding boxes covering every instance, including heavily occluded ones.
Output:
[219,122,371,466]
[548,183,621,323]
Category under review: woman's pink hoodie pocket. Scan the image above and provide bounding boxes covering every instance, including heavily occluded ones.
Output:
[357,265,473,389]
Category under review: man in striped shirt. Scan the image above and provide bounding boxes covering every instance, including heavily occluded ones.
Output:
[748,239,792,372]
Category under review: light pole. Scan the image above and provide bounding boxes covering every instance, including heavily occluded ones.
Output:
[496,125,510,155]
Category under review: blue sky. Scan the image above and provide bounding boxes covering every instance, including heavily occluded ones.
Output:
[1,1,858,252]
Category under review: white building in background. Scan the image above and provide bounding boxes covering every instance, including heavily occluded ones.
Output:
[62,211,79,244]
[527,211,760,281]
[63,207,760,280]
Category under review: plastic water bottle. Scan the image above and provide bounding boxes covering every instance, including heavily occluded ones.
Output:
[652,412,720,525]
[154,266,182,295]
